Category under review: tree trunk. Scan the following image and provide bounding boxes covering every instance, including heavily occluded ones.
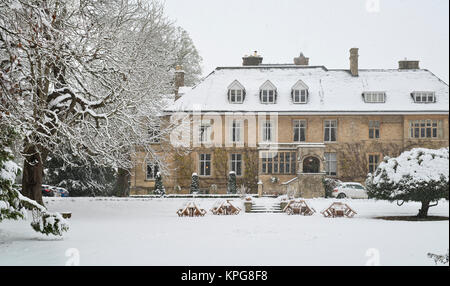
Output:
[115,168,130,197]
[418,200,430,218]
[21,146,46,206]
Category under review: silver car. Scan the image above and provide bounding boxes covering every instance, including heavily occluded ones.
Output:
[331,182,368,199]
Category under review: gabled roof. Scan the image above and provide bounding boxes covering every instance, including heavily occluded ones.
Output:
[165,66,449,114]
[292,79,309,90]
[227,80,245,90]
[259,80,277,91]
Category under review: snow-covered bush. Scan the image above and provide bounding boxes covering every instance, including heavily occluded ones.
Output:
[190,173,200,194]
[227,171,237,194]
[366,147,449,218]
[427,249,449,265]
[154,172,165,196]
[0,128,68,236]
[323,177,343,198]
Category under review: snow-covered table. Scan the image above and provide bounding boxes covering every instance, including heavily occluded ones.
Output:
[321,202,357,218]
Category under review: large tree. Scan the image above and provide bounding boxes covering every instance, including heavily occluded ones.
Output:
[0,0,188,204]
[0,122,68,236]
[45,154,116,197]
[168,27,203,86]
[366,147,449,218]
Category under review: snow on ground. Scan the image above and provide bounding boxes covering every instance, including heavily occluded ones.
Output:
[0,197,448,266]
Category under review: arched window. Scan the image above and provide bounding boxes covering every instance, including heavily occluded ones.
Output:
[303,156,320,173]
[227,80,246,103]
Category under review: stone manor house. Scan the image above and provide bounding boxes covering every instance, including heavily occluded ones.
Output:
[130,49,449,197]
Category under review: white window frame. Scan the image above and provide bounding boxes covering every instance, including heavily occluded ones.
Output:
[324,120,337,142]
[199,153,211,176]
[199,123,212,143]
[261,89,276,104]
[293,120,306,142]
[146,162,159,180]
[412,92,435,103]
[230,119,243,143]
[324,153,337,176]
[363,92,386,103]
[368,154,380,174]
[229,89,244,103]
[292,89,308,104]
[409,119,440,139]
[262,120,273,142]
[369,120,380,139]
[230,153,242,176]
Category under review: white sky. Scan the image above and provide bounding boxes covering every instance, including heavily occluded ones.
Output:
[164,0,449,83]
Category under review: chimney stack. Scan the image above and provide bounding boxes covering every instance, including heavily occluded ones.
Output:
[349,48,359,76]
[242,51,263,66]
[398,59,420,70]
[174,65,185,100]
[294,53,309,65]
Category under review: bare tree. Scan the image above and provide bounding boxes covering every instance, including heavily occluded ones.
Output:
[0,0,182,204]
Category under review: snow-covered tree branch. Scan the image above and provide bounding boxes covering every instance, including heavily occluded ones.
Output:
[366,147,449,218]
[0,0,197,202]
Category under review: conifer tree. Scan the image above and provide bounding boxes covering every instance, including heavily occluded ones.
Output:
[227,171,237,194]
[154,172,165,196]
[190,173,200,194]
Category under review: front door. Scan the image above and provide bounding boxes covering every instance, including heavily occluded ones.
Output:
[303,156,320,173]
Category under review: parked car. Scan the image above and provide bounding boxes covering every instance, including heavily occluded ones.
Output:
[52,187,70,197]
[41,185,55,197]
[331,182,368,199]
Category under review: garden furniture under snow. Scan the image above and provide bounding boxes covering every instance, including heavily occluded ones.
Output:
[210,200,241,215]
[283,200,316,216]
[176,201,207,217]
[321,202,357,218]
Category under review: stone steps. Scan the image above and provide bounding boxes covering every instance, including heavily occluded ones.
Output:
[250,203,284,213]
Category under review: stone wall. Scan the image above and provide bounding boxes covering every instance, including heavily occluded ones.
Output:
[130,114,449,196]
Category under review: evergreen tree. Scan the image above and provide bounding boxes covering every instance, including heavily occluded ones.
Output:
[154,172,165,196]
[45,154,116,197]
[227,171,237,194]
[0,125,68,236]
[190,173,200,194]
[366,147,449,218]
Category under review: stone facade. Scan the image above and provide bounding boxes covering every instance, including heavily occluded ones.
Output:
[130,114,449,196]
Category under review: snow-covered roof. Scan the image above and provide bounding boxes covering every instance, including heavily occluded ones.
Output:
[165,66,449,114]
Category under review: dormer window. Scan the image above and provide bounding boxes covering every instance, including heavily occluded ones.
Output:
[412,91,435,103]
[259,80,277,104]
[227,80,246,103]
[363,92,386,103]
[291,80,309,104]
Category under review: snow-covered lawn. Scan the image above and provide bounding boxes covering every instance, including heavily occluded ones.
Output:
[0,197,448,266]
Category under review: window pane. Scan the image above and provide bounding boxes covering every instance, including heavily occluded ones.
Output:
[300,128,305,142]
[330,127,336,141]
[294,128,299,142]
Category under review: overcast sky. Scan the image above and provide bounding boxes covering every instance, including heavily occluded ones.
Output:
[164,0,449,83]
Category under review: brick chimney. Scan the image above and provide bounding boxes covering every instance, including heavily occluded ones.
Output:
[294,52,309,65]
[398,59,420,70]
[174,65,185,100]
[349,48,359,76]
[242,51,263,66]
